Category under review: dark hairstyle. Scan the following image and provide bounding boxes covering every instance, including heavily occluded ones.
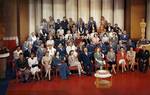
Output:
[69,50,74,55]
[31,52,36,56]
[16,46,21,49]
[120,47,124,49]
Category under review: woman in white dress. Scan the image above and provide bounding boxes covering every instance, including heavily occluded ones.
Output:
[28,52,41,80]
[68,50,85,76]
[127,47,136,71]
[42,51,52,80]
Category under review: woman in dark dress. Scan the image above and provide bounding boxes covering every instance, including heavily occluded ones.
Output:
[52,52,70,79]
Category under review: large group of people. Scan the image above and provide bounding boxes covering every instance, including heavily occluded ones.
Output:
[13,16,150,83]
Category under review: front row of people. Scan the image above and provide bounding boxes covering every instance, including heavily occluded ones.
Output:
[16,52,70,82]
[15,46,150,83]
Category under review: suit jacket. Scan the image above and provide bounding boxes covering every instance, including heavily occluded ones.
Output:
[106,26,113,32]
[36,47,45,61]
[16,58,29,70]
[138,50,150,60]
[80,52,92,65]
[77,24,86,34]
[55,22,61,31]
[56,47,67,58]
[61,20,68,33]
[88,21,97,33]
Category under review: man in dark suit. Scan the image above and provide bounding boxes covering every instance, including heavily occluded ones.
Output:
[80,47,93,76]
[16,53,30,82]
[61,16,68,34]
[138,46,150,72]
[55,19,61,32]
[88,17,97,33]
[113,24,122,34]
[105,23,113,32]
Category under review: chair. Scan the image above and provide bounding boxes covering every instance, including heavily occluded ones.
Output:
[69,66,78,74]
[51,66,59,77]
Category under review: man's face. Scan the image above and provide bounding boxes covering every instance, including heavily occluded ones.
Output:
[17,47,20,51]
[115,24,118,27]
[142,46,146,51]
[63,17,66,21]
[84,48,88,52]
[57,19,60,23]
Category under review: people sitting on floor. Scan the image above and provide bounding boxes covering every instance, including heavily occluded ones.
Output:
[16,53,30,82]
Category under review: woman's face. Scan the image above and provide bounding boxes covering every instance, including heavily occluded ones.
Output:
[20,54,24,60]
[31,54,34,58]
[97,48,100,52]
[110,48,113,52]
[45,52,49,56]
[17,47,20,51]
[130,47,133,51]
[84,48,88,52]
[41,44,44,48]
[121,48,124,52]
[71,51,74,55]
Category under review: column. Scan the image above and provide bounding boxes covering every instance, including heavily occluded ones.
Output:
[114,0,124,30]
[66,0,77,22]
[78,0,90,23]
[53,0,65,21]
[29,0,35,34]
[102,0,113,24]
[42,0,52,21]
[19,0,29,44]
[90,0,102,26]
[35,0,42,32]
[146,0,150,40]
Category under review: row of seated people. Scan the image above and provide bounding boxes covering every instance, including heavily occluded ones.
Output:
[13,42,150,83]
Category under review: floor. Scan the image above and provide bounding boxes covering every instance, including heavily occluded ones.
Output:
[0,79,8,95]
[6,70,150,95]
